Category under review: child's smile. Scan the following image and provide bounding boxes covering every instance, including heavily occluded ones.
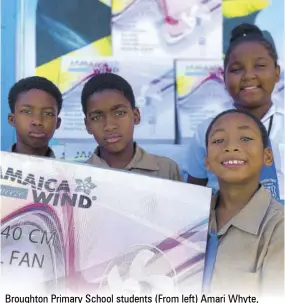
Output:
[221,159,246,167]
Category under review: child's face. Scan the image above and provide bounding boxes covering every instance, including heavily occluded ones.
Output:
[8,89,61,149]
[206,113,273,184]
[224,41,280,108]
[84,90,140,153]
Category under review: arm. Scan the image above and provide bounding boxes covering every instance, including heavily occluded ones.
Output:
[182,121,210,186]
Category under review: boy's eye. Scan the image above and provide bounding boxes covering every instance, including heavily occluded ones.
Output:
[241,136,253,141]
[115,110,127,116]
[21,109,32,114]
[91,115,102,121]
[43,112,55,116]
[212,138,224,144]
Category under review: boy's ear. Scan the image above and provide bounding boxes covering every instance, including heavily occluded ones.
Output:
[8,114,15,127]
[133,107,141,125]
[264,147,274,166]
[56,117,61,129]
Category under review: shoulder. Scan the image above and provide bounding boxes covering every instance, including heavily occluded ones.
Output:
[142,149,180,170]
[154,154,183,181]
[150,153,180,169]
[262,198,284,241]
[187,117,214,150]
[86,149,106,167]
[258,187,284,225]
[274,102,284,115]
[272,104,284,123]
[186,116,215,157]
[138,147,182,181]
[195,117,214,136]
[47,147,56,158]
[267,199,284,224]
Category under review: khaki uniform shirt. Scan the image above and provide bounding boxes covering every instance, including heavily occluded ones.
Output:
[86,144,183,181]
[9,143,55,158]
[209,186,284,297]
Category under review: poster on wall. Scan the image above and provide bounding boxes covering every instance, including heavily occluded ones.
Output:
[50,145,65,160]
[17,0,112,82]
[112,0,223,59]
[176,59,232,141]
[1,151,211,294]
[54,57,176,142]
[65,142,95,162]
[223,0,284,62]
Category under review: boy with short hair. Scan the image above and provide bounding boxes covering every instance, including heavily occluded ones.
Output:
[81,73,182,181]
[203,109,284,296]
[7,76,62,157]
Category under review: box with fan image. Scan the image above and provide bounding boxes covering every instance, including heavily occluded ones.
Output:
[54,56,176,142]
[112,0,222,59]
[176,59,232,142]
[0,151,211,295]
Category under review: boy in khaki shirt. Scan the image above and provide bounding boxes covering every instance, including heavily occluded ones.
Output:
[81,73,182,181]
[7,76,62,158]
[204,109,284,297]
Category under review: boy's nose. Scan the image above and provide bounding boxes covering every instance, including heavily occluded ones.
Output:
[31,115,43,126]
[224,146,240,152]
[103,116,117,131]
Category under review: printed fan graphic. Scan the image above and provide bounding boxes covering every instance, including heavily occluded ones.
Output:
[75,177,96,195]
[102,245,176,294]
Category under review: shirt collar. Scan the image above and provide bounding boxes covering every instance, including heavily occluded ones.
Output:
[231,103,275,123]
[210,185,272,236]
[261,103,275,123]
[86,143,160,171]
[9,144,56,158]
